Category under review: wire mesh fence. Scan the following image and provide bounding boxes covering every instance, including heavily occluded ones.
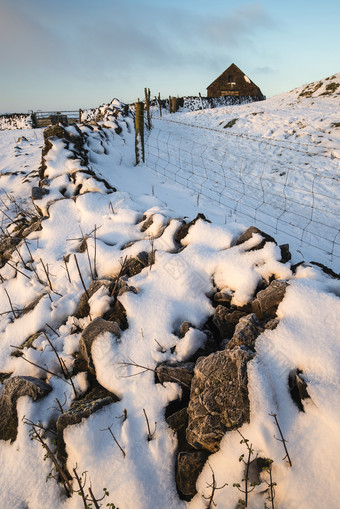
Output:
[144,119,340,266]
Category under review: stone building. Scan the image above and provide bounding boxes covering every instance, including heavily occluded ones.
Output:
[207,63,264,99]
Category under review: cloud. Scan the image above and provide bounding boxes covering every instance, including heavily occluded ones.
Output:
[254,66,277,75]
[0,0,277,108]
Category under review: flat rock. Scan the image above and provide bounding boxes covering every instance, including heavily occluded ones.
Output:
[251,280,288,320]
[0,376,51,441]
[31,186,49,201]
[186,347,254,453]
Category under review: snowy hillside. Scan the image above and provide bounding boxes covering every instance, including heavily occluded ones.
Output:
[0,74,339,509]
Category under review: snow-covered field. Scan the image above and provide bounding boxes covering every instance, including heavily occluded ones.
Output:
[0,75,339,509]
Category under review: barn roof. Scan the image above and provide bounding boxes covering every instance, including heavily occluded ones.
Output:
[207,63,262,96]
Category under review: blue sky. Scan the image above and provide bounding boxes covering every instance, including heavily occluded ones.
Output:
[1,0,339,112]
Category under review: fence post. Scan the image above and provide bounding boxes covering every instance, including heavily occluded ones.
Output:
[31,112,37,128]
[171,97,177,113]
[158,93,162,117]
[78,109,82,123]
[145,87,151,130]
[169,96,172,114]
[135,102,145,165]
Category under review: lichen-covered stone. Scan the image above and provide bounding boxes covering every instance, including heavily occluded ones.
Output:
[176,450,209,499]
[0,376,51,442]
[156,362,195,388]
[225,313,263,350]
[79,317,120,374]
[186,347,254,453]
[252,280,288,320]
[213,305,246,341]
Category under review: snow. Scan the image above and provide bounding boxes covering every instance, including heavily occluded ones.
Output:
[0,72,339,509]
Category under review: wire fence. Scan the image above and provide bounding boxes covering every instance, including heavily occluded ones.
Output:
[144,118,340,267]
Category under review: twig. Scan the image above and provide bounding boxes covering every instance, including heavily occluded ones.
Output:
[17,352,72,385]
[202,463,228,508]
[6,261,31,279]
[79,227,94,281]
[110,256,128,299]
[74,254,90,299]
[42,332,77,397]
[93,224,98,279]
[4,288,17,318]
[88,487,101,509]
[30,424,72,495]
[73,467,88,508]
[40,258,53,291]
[101,424,126,458]
[119,358,156,377]
[63,255,72,283]
[269,413,292,467]
[22,416,57,436]
[55,397,65,414]
[143,408,157,441]
[46,322,60,337]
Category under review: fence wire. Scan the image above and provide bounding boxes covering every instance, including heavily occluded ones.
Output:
[144,121,340,266]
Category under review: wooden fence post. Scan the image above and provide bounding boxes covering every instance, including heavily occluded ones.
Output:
[171,97,177,113]
[158,93,162,117]
[78,109,82,123]
[135,102,145,165]
[145,87,151,130]
[169,96,172,113]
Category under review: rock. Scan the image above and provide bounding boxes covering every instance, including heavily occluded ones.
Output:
[225,313,264,350]
[235,226,276,251]
[11,332,42,357]
[280,244,291,263]
[127,251,154,276]
[176,450,210,499]
[140,214,154,232]
[0,376,51,441]
[212,306,246,341]
[178,321,193,338]
[264,318,279,330]
[288,369,310,411]
[186,347,254,453]
[76,279,113,318]
[213,290,233,305]
[43,124,69,142]
[22,294,45,316]
[156,362,195,388]
[31,186,49,201]
[166,407,188,432]
[56,382,119,464]
[0,373,12,383]
[251,280,288,320]
[103,300,128,330]
[174,213,210,244]
[79,318,121,374]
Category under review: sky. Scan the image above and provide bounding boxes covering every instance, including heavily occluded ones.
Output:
[1,0,340,113]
